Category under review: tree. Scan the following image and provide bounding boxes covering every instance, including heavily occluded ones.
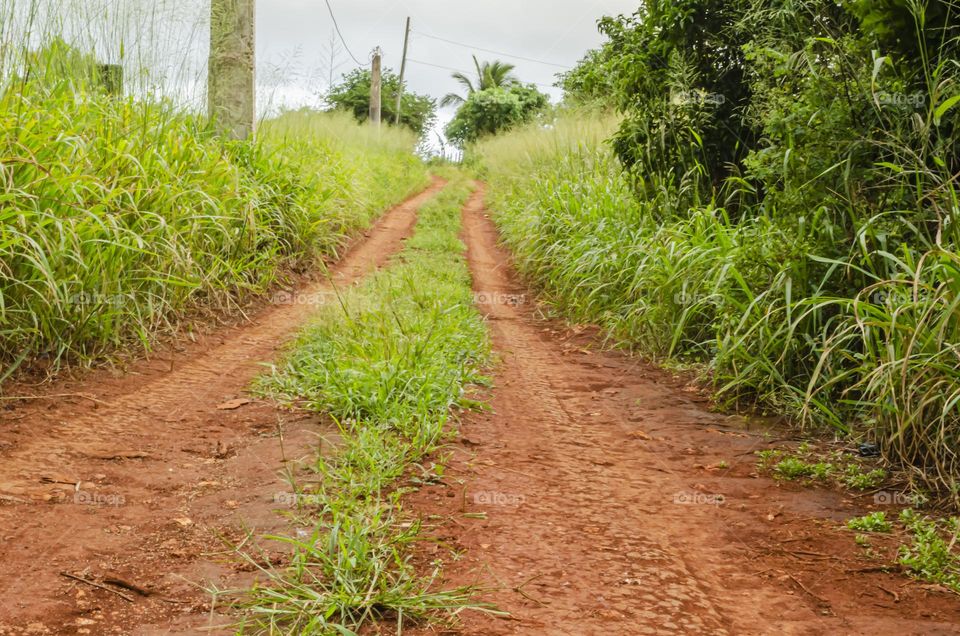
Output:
[444,84,548,146]
[559,0,758,193]
[327,68,436,136]
[440,56,520,107]
[848,0,959,60]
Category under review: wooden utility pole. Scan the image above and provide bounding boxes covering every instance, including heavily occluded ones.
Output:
[208,0,256,140]
[369,47,382,128]
[394,17,411,125]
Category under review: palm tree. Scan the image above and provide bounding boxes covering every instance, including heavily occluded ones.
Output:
[440,56,519,107]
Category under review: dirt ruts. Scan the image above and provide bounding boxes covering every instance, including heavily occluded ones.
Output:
[404,186,960,636]
[0,178,445,635]
[0,179,958,635]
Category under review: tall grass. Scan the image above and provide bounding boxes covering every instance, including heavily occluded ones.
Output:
[0,2,428,386]
[476,111,960,501]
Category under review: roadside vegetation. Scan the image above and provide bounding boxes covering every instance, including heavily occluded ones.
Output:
[756,444,888,490]
[326,67,437,136]
[475,0,960,504]
[0,12,427,388]
[470,0,960,593]
[225,178,495,633]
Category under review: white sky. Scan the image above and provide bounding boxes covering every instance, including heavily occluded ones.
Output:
[256,0,639,131]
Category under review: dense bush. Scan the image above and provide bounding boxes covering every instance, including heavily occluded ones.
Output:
[445,84,548,145]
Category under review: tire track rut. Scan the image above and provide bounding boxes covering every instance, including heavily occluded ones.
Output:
[405,185,960,636]
[0,178,445,633]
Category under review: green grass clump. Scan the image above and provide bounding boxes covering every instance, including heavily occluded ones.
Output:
[848,512,893,533]
[756,448,886,491]
[773,457,834,482]
[842,465,888,491]
[897,509,960,593]
[227,178,495,634]
[0,59,426,384]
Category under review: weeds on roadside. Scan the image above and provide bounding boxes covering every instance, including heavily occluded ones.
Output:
[474,0,960,502]
[897,509,960,594]
[847,512,893,534]
[755,447,887,491]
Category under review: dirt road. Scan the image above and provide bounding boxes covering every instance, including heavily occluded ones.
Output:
[0,180,958,635]
[405,187,960,635]
[0,179,445,634]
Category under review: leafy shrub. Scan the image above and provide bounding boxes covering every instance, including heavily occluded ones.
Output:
[446,85,548,146]
[848,512,893,533]
[898,509,960,592]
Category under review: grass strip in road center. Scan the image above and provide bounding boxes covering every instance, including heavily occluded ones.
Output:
[224,176,495,634]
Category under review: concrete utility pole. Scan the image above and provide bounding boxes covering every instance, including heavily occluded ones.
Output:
[394,17,411,126]
[208,0,256,140]
[369,47,382,128]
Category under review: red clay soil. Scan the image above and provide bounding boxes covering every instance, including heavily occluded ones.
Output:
[403,188,960,636]
[0,178,445,635]
[1,179,958,636]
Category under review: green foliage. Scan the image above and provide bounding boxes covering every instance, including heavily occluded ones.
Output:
[561,0,758,196]
[445,84,548,146]
[479,0,960,500]
[12,36,99,91]
[441,56,520,107]
[848,512,894,533]
[261,186,490,430]
[774,457,835,481]
[0,40,428,385]
[326,67,437,136]
[848,0,960,60]
[898,509,960,592]
[231,179,496,633]
[758,449,889,489]
[844,466,889,490]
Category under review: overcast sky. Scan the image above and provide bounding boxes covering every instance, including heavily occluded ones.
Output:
[256,0,639,128]
[11,0,638,145]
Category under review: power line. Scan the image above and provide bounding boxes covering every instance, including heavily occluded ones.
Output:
[411,31,572,69]
[324,0,362,66]
[407,58,558,90]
